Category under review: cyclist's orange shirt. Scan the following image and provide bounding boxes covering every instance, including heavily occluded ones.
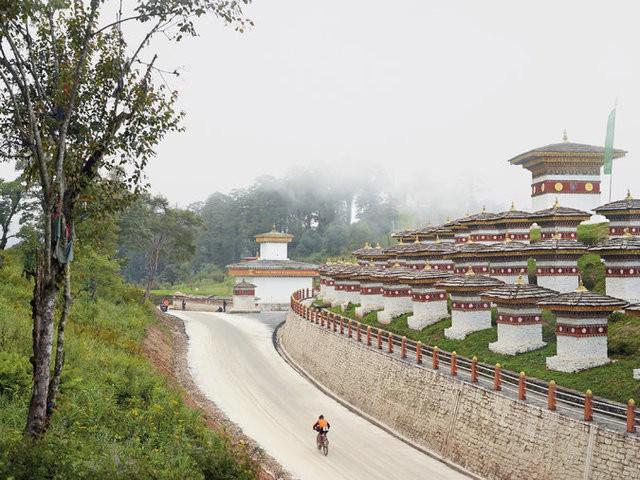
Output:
[317,419,328,429]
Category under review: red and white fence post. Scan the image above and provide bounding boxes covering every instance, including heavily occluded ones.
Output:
[432,346,439,370]
[387,333,393,353]
[416,341,422,364]
[401,336,407,359]
[366,326,372,346]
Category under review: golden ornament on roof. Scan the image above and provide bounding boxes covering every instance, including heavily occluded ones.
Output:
[553,198,561,209]
[562,129,569,143]
[423,263,432,270]
[515,275,525,285]
[576,277,588,292]
[626,189,633,200]
[510,201,516,211]
[465,265,476,276]
[623,227,632,237]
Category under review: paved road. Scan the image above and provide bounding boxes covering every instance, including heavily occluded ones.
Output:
[173,310,469,480]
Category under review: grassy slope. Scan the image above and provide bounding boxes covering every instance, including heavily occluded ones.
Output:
[0,251,256,480]
[329,304,640,404]
[151,277,234,297]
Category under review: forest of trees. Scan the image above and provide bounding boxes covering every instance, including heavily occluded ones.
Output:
[116,168,402,289]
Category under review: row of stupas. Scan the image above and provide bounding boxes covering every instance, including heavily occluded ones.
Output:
[318,262,633,373]
[315,138,638,373]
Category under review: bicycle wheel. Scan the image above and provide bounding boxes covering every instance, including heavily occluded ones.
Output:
[322,440,329,456]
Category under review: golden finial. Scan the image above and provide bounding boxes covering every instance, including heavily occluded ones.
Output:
[466,236,474,244]
[553,198,560,209]
[623,227,632,237]
[482,205,487,214]
[510,201,516,211]
[398,237,404,244]
[504,234,512,243]
[393,262,401,268]
[446,216,451,223]
[576,276,588,292]
[465,265,476,276]
[435,234,441,244]
[364,241,371,249]
[626,189,633,200]
[414,235,420,244]
[552,227,562,240]
[515,275,525,285]
[428,220,433,227]
[562,129,568,143]
[423,263,432,270]
[375,242,381,249]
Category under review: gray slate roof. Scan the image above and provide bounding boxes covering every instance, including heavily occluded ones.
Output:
[589,235,640,253]
[537,290,628,309]
[481,283,558,303]
[594,195,640,213]
[435,274,504,291]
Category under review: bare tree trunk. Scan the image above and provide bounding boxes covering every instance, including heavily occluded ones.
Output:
[46,263,71,421]
[25,263,61,437]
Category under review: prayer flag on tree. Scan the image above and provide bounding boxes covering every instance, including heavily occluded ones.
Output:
[603,108,616,175]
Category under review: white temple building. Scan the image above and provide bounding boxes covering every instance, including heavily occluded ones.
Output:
[227,228,318,308]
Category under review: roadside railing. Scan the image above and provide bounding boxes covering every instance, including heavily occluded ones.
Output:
[290,289,638,434]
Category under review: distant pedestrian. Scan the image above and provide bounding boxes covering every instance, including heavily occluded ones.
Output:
[222,299,227,312]
[182,299,186,311]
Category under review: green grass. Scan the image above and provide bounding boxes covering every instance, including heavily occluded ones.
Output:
[151,277,234,297]
[0,250,256,480]
[331,304,640,404]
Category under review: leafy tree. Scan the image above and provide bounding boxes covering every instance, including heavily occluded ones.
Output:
[0,178,34,249]
[0,0,250,437]
[119,195,201,296]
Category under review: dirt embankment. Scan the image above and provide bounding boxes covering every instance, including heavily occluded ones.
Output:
[143,309,291,480]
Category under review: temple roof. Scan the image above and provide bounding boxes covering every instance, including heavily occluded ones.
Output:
[447,242,496,257]
[594,191,640,213]
[371,265,411,282]
[537,288,628,310]
[481,240,532,255]
[435,272,503,291]
[398,266,453,284]
[227,258,317,271]
[625,303,640,316]
[481,281,558,303]
[495,206,533,220]
[234,280,257,289]
[352,243,387,258]
[526,238,588,253]
[531,203,591,219]
[508,142,626,166]
[457,210,500,225]
[254,228,294,243]
[589,235,640,254]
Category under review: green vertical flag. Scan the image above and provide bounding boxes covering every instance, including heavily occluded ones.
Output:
[603,107,616,175]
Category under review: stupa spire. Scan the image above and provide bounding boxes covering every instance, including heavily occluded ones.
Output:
[562,129,569,143]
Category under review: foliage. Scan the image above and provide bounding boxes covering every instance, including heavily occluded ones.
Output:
[577,222,609,246]
[0,351,31,399]
[118,194,201,294]
[0,178,34,249]
[0,249,257,479]
[332,304,640,403]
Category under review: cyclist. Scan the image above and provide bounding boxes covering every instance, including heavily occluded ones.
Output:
[312,414,330,448]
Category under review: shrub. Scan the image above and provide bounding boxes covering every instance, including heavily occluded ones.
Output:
[608,339,636,356]
[0,351,31,399]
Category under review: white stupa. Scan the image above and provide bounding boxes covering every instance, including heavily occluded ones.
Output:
[227,227,318,307]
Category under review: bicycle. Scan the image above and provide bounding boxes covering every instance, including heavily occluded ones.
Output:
[316,432,329,456]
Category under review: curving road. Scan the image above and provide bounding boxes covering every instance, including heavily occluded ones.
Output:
[173,310,469,480]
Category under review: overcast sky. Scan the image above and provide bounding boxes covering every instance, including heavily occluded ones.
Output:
[4,1,640,217]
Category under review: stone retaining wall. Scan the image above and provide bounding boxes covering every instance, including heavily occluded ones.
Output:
[279,313,640,480]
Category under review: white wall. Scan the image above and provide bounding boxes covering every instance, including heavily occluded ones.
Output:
[532,193,600,212]
[244,276,313,304]
[259,242,288,260]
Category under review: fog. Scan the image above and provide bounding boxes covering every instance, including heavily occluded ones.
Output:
[3,0,640,223]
